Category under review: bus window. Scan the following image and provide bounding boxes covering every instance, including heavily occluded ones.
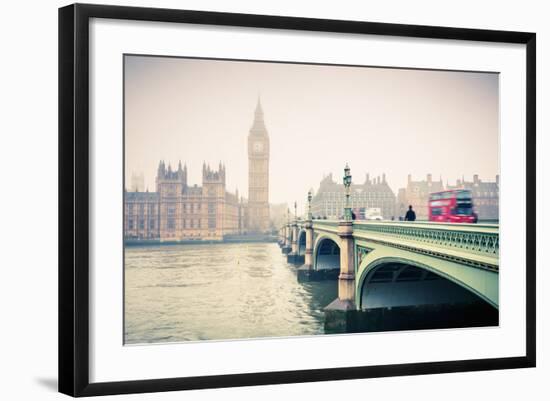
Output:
[431,207,443,216]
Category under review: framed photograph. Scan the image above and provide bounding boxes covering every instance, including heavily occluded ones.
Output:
[58,3,536,397]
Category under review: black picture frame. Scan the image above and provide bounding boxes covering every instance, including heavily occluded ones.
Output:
[59,3,536,397]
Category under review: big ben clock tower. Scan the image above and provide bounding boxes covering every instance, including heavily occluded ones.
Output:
[248,98,270,233]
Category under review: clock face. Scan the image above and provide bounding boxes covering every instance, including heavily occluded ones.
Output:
[253,142,264,153]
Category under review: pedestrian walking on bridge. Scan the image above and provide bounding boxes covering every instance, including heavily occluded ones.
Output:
[404,205,416,222]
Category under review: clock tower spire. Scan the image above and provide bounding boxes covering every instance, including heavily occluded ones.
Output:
[247,97,270,233]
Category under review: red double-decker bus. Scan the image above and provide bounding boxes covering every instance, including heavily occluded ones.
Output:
[428,189,478,223]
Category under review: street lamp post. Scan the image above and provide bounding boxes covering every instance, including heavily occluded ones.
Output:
[284,207,291,251]
[287,207,290,225]
[299,190,315,277]
[307,190,312,221]
[343,163,352,221]
[288,201,299,263]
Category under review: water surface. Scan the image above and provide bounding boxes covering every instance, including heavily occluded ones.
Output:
[124,242,337,344]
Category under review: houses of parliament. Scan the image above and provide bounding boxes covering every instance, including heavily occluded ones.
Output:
[124,99,270,241]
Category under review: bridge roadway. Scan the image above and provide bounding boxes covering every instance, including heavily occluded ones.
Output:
[278,219,499,321]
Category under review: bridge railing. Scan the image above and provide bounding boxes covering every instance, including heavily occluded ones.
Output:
[293,219,499,263]
[352,221,499,258]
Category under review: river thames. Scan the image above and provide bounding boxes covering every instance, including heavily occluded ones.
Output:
[124,242,337,344]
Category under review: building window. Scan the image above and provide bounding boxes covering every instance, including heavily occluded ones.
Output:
[149,220,155,230]
[168,218,175,230]
[128,219,134,229]
[139,219,144,229]
[208,203,215,214]
[208,217,216,229]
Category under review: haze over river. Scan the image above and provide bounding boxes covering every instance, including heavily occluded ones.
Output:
[124,242,337,344]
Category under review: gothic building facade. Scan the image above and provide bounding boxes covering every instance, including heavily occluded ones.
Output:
[124,162,247,241]
[124,100,271,242]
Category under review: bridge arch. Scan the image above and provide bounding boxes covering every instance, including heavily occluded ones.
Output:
[356,248,499,311]
[313,234,340,271]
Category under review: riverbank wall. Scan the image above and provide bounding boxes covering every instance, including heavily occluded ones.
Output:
[125,234,278,247]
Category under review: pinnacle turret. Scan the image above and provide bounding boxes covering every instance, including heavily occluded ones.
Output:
[249,96,268,136]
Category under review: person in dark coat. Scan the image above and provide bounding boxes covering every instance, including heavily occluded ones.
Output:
[404,205,416,221]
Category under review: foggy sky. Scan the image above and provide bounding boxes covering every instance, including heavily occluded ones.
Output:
[124,55,499,215]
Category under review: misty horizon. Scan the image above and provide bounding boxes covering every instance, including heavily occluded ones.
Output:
[125,55,499,215]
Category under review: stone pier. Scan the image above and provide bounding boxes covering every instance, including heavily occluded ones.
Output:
[286,222,302,264]
[324,220,357,332]
[281,223,291,254]
[297,219,314,280]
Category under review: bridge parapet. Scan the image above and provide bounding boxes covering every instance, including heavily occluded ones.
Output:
[352,221,499,271]
[294,220,499,268]
[353,221,498,253]
[310,220,339,232]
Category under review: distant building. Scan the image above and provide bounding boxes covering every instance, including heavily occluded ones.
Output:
[447,175,499,220]
[397,174,444,220]
[129,172,144,192]
[124,162,247,241]
[311,173,396,219]
[269,203,289,232]
[396,187,408,219]
[125,191,160,240]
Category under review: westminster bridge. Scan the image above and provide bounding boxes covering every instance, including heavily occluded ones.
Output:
[278,219,499,331]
